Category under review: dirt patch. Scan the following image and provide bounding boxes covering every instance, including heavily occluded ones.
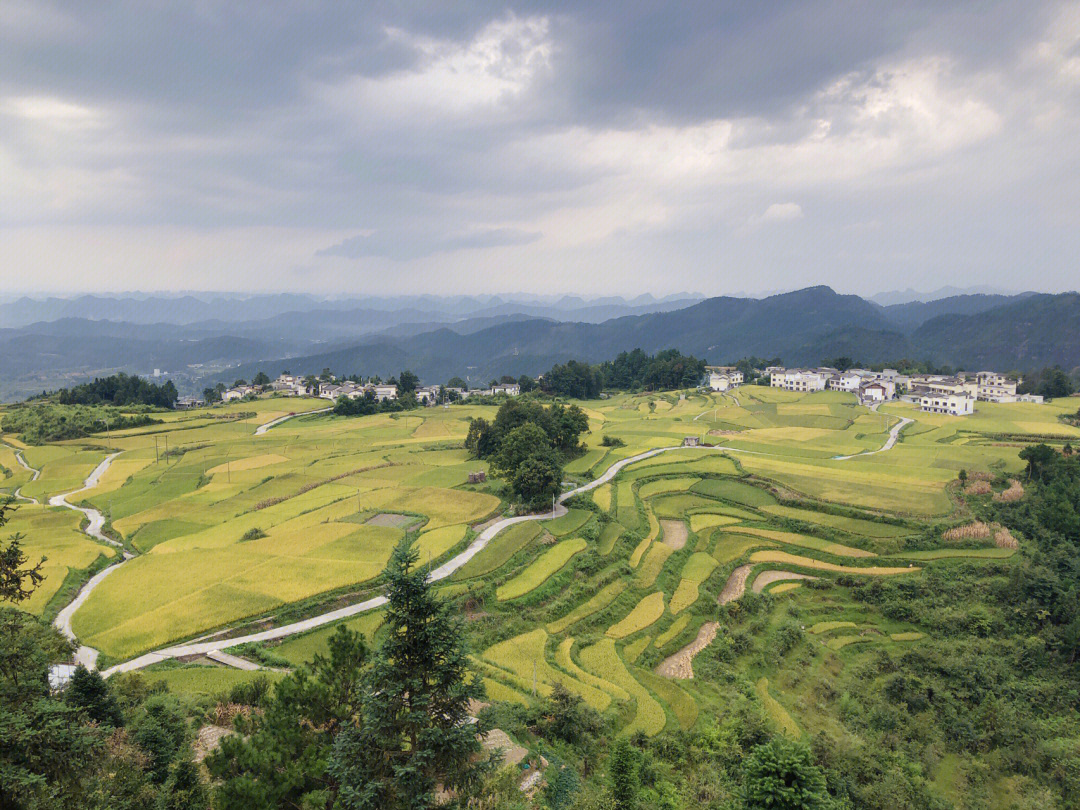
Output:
[193,724,235,763]
[481,728,528,768]
[660,520,688,549]
[366,512,420,528]
[718,564,753,605]
[175,653,224,667]
[752,570,818,594]
[656,621,718,679]
[964,481,992,495]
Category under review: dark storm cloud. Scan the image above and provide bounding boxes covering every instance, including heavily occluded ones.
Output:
[1,1,1077,294]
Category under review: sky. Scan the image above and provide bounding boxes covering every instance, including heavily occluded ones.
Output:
[2,1,1079,297]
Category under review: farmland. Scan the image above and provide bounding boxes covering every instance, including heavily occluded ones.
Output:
[3,385,1076,805]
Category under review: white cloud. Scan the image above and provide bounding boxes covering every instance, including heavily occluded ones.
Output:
[759,202,804,222]
[318,14,553,122]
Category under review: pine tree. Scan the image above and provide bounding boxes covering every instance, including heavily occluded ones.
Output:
[609,737,639,809]
[330,538,489,809]
[66,665,123,727]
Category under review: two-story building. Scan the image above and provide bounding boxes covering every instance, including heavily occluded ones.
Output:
[919,392,975,416]
[705,366,744,391]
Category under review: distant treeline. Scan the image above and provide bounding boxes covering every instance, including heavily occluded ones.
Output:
[540,348,707,399]
[3,404,160,444]
[57,373,179,409]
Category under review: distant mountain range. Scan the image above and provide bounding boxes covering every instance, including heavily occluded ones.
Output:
[1,287,1076,401]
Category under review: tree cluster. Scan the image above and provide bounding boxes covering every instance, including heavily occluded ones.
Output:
[57,373,179,409]
[1018,366,1077,399]
[465,398,589,509]
[538,348,707,399]
[2,404,161,444]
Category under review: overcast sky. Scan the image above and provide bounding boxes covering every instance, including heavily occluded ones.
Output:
[2,1,1078,297]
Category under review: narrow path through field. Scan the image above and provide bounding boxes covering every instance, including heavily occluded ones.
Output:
[49,453,129,670]
[98,403,919,678]
[4,443,41,503]
[832,415,913,460]
[254,407,332,435]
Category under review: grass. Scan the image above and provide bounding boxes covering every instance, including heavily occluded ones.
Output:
[496,537,588,601]
[553,637,630,701]
[143,665,286,697]
[826,635,874,651]
[592,484,612,511]
[483,678,529,705]
[542,509,592,537]
[635,667,698,731]
[808,621,857,635]
[629,509,660,568]
[547,580,628,634]
[769,582,801,594]
[761,504,914,538]
[886,547,1016,560]
[598,522,623,555]
[756,677,800,737]
[689,511,751,533]
[668,552,719,614]
[269,610,385,667]
[654,614,690,648]
[579,638,667,736]
[725,526,875,558]
[638,476,700,499]
[622,634,652,663]
[453,522,541,580]
[635,542,675,588]
[482,628,612,710]
[690,478,777,506]
[748,550,919,576]
[616,481,640,529]
[4,503,114,614]
[607,592,666,638]
[712,533,776,564]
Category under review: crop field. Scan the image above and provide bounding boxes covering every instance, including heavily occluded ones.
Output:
[496,537,588,601]
[3,384,1058,760]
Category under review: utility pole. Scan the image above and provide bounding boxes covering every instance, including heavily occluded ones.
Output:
[532,660,537,696]
[154,436,159,464]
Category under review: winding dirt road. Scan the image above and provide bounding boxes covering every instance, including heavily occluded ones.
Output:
[96,400,917,677]
[254,407,332,436]
[48,453,129,670]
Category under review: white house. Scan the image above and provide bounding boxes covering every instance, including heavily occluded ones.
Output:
[705,366,744,391]
[222,385,255,402]
[374,384,398,401]
[771,368,835,392]
[970,371,1019,402]
[416,386,440,405]
[859,382,889,402]
[492,383,521,396]
[175,395,205,409]
[920,392,975,416]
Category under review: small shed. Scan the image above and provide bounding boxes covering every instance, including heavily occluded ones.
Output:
[683,436,701,447]
[468,471,487,484]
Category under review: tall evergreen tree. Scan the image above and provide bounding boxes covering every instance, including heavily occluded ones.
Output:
[330,538,489,809]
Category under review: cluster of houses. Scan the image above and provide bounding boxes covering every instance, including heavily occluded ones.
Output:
[765,366,1041,416]
[767,367,898,403]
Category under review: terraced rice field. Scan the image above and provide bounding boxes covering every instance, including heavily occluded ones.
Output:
[4,386,1052,741]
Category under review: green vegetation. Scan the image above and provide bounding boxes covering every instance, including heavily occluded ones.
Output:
[3,403,161,443]
[6,386,1080,808]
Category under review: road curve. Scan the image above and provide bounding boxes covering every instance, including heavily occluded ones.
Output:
[48,453,130,670]
[4,444,41,503]
[101,406,920,677]
[254,407,332,435]
[832,415,914,460]
[102,445,684,676]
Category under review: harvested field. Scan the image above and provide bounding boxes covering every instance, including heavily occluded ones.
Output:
[718,564,753,604]
[366,512,420,528]
[995,527,1018,549]
[655,621,718,679]
[660,519,688,549]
